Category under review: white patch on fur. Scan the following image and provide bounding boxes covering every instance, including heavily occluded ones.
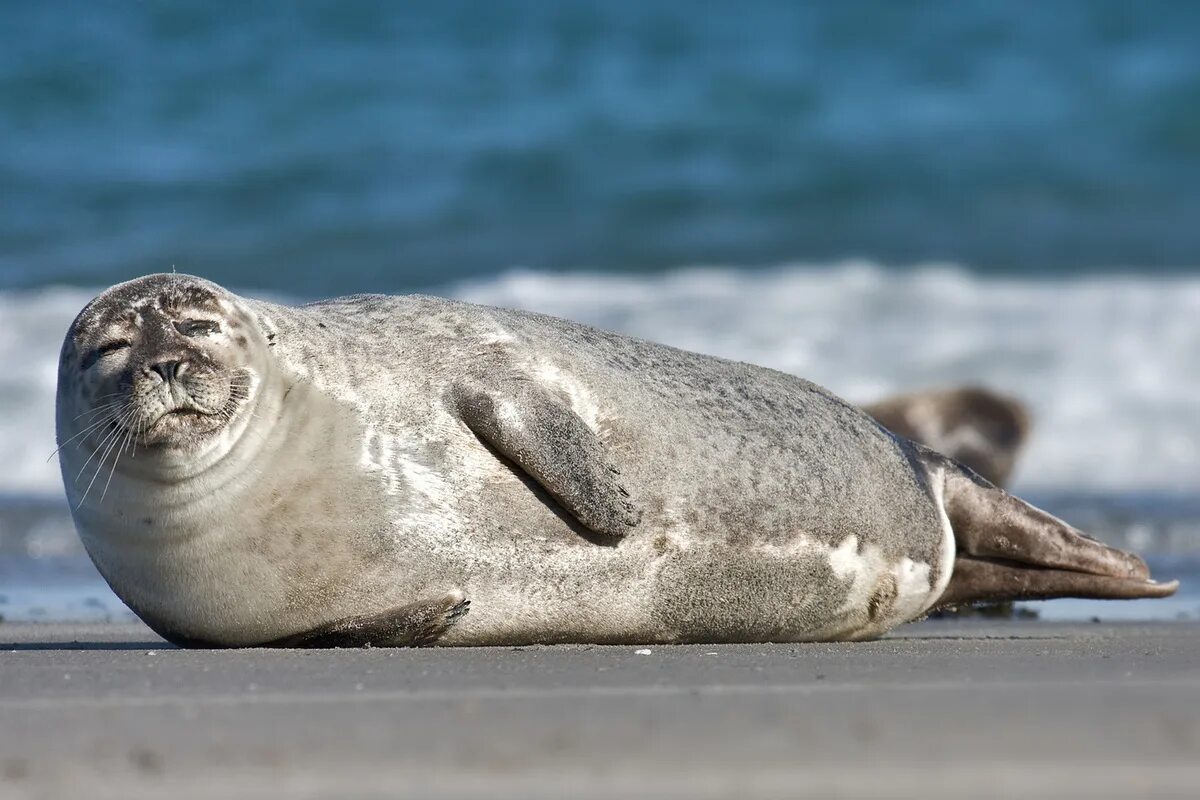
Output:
[925,463,957,611]
[889,556,935,623]
[827,535,883,613]
[397,454,449,500]
[748,534,818,559]
[533,362,602,432]
[357,423,467,546]
[825,533,937,638]
[496,399,523,429]
[652,502,698,549]
[479,329,515,346]
[360,426,402,496]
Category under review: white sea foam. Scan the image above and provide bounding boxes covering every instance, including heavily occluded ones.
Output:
[5,262,1199,501]
[0,286,96,497]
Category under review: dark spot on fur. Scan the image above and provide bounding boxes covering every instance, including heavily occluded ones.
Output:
[4,758,30,781]
[128,748,163,775]
[867,576,898,622]
[235,335,248,347]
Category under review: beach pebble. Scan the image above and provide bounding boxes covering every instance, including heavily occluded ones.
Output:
[634,649,652,655]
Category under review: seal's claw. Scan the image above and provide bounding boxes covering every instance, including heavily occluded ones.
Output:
[263,592,472,649]
[445,598,471,625]
[410,594,472,647]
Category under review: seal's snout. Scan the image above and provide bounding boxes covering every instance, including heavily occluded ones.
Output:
[128,348,247,446]
[137,355,211,410]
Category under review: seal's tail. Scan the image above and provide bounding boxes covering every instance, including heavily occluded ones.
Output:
[932,462,1178,609]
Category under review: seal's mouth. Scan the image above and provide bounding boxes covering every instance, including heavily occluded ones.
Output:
[137,403,228,447]
[160,407,208,421]
[130,366,253,447]
[149,405,215,428]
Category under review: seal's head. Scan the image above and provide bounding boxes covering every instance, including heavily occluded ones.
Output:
[57,274,266,484]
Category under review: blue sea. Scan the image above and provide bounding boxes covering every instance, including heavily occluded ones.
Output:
[1,2,1198,624]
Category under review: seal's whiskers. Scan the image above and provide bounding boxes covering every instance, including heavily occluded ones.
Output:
[98,420,138,506]
[76,405,139,508]
[74,404,136,483]
[48,403,130,463]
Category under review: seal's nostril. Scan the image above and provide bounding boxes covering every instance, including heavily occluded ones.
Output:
[148,360,182,382]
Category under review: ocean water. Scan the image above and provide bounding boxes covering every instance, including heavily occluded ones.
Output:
[1,2,1198,624]
[4,2,1200,291]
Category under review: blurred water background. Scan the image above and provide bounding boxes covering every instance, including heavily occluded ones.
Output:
[1,1,1198,623]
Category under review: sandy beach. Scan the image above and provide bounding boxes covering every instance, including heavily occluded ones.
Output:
[2,619,1198,799]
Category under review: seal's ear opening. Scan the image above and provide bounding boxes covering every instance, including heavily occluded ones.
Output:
[933,467,1178,609]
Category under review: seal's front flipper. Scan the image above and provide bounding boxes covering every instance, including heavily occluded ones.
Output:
[450,380,641,539]
[263,593,470,648]
[934,465,1178,609]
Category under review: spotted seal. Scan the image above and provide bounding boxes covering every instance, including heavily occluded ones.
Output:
[863,386,1030,488]
[55,274,1177,647]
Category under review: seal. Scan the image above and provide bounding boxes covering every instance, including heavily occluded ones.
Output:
[863,386,1030,487]
[56,274,1178,647]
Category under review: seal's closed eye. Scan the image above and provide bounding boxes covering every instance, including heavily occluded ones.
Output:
[175,319,220,337]
[80,340,130,371]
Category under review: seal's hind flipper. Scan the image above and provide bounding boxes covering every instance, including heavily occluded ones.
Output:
[450,380,641,540]
[938,558,1178,607]
[262,593,470,648]
[934,465,1178,609]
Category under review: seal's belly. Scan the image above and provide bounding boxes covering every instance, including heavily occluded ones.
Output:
[401,426,958,645]
[441,513,956,646]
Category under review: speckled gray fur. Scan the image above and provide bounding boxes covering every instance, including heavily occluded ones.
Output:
[267,290,956,643]
[54,275,995,646]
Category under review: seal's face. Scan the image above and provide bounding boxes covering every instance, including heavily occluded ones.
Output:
[58,274,263,462]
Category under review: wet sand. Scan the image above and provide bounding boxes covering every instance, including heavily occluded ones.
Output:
[1,619,1198,799]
